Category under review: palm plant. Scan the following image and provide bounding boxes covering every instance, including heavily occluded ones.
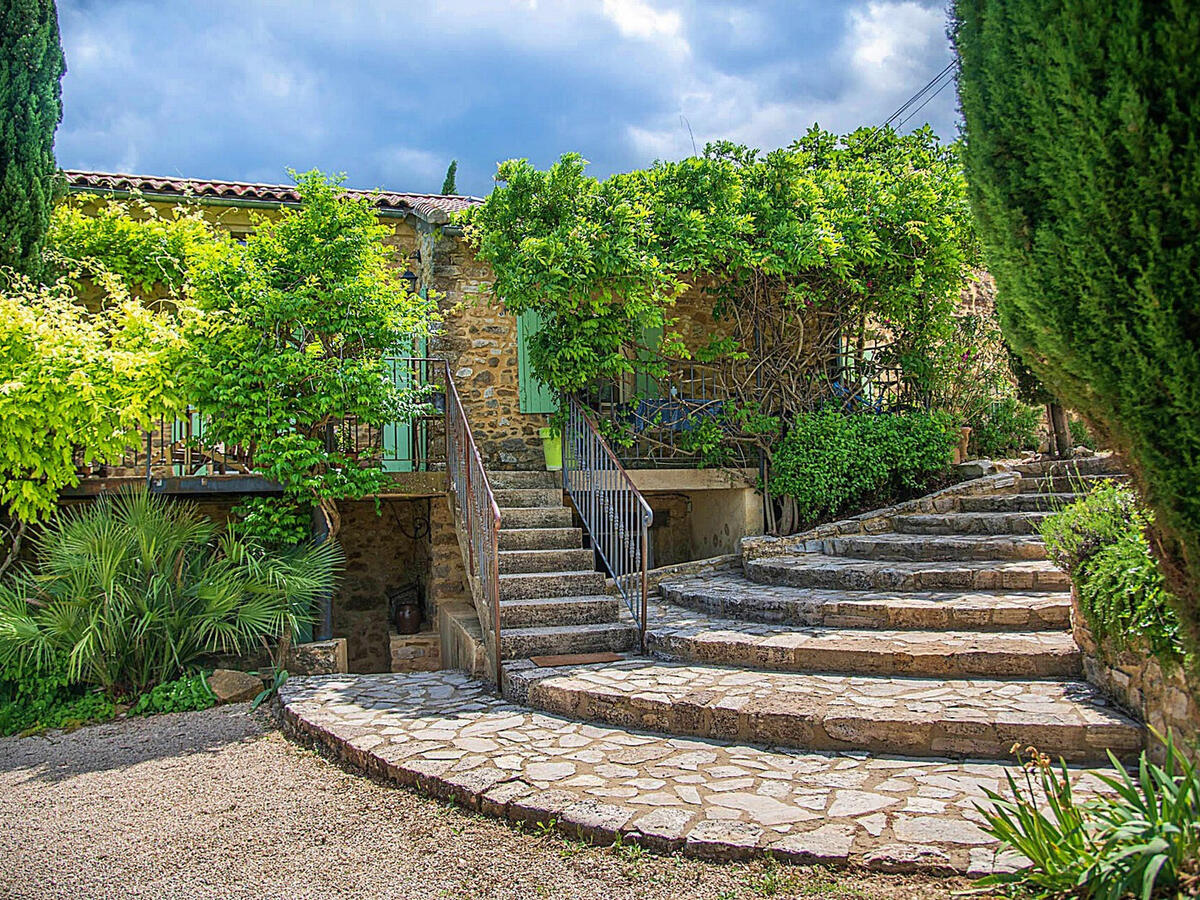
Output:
[0,489,341,695]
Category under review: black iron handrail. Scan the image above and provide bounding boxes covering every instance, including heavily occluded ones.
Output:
[563,394,654,646]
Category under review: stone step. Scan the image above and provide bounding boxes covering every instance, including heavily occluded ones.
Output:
[500,507,574,529]
[1020,473,1128,493]
[746,555,1070,593]
[499,547,596,574]
[499,527,584,551]
[500,622,638,658]
[959,493,1081,513]
[1010,455,1124,478]
[499,570,608,601]
[499,595,621,629]
[893,512,1053,536]
[660,574,1072,631]
[645,609,1082,678]
[811,533,1047,562]
[493,488,564,508]
[487,470,562,490]
[503,659,1143,764]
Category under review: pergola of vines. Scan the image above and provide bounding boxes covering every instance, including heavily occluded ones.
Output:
[462,126,982,484]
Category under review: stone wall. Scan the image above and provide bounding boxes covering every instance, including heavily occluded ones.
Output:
[428,494,470,620]
[419,225,547,468]
[1071,593,1200,761]
[332,499,432,673]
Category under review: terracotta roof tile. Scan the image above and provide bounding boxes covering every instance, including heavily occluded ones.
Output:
[64,170,483,224]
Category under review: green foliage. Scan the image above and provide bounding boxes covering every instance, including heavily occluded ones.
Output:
[130,671,216,716]
[441,159,458,195]
[230,497,311,549]
[977,737,1200,900]
[769,408,958,527]
[0,0,64,276]
[1071,418,1097,451]
[970,397,1041,458]
[46,198,216,298]
[0,655,114,736]
[1041,485,1186,667]
[953,1,1200,648]
[185,170,437,540]
[0,488,341,695]
[0,269,184,524]
[251,666,288,711]
[463,127,978,406]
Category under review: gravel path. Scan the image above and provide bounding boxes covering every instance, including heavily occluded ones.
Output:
[0,706,975,899]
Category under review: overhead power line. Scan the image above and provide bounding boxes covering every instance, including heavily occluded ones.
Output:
[862,59,959,151]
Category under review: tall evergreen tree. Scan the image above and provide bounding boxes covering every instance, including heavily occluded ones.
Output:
[440,159,457,195]
[953,1,1200,647]
[1,0,65,276]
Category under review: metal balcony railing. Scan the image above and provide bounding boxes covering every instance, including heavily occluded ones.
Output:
[72,356,446,485]
[564,394,654,646]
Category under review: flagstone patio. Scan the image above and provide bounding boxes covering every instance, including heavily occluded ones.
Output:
[278,671,1115,875]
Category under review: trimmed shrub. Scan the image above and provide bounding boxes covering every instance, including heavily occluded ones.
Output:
[771,408,957,528]
[0,0,64,276]
[953,1,1200,649]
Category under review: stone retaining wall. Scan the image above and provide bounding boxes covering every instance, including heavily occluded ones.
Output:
[1070,591,1200,761]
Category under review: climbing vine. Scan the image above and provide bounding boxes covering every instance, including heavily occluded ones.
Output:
[464,127,981,530]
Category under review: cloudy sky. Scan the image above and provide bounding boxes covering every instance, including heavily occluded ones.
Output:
[55,0,959,198]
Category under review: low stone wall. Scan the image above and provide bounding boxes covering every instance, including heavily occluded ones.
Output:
[389,631,441,672]
[205,638,348,676]
[1070,591,1200,760]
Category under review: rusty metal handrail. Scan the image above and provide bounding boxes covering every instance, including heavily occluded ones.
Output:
[563,393,654,647]
[443,360,503,684]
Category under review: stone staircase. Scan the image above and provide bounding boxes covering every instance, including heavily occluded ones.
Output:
[503,456,1145,766]
[488,470,639,659]
[284,454,1148,872]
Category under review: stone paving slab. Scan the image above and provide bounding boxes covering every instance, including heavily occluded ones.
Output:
[659,573,1072,631]
[279,671,1117,875]
[643,597,1082,678]
[504,659,1143,763]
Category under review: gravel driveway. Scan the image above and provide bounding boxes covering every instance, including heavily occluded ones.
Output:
[0,706,973,899]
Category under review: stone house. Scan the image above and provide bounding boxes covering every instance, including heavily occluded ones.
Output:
[63,170,765,674]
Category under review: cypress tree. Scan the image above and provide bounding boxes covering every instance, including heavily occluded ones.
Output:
[953,1,1200,646]
[1,0,65,276]
[441,159,457,195]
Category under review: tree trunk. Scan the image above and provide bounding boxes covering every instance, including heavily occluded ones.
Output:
[1048,402,1073,458]
[0,519,27,581]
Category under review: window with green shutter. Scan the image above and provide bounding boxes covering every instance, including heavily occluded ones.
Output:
[517,308,557,414]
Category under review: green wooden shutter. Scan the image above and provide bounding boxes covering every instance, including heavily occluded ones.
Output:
[382,356,415,472]
[517,308,557,414]
[635,321,665,399]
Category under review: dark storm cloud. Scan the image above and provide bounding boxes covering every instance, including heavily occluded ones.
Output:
[55,0,958,196]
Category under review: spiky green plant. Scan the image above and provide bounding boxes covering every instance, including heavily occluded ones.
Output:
[0,489,341,694]
[977,735,1200,899]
